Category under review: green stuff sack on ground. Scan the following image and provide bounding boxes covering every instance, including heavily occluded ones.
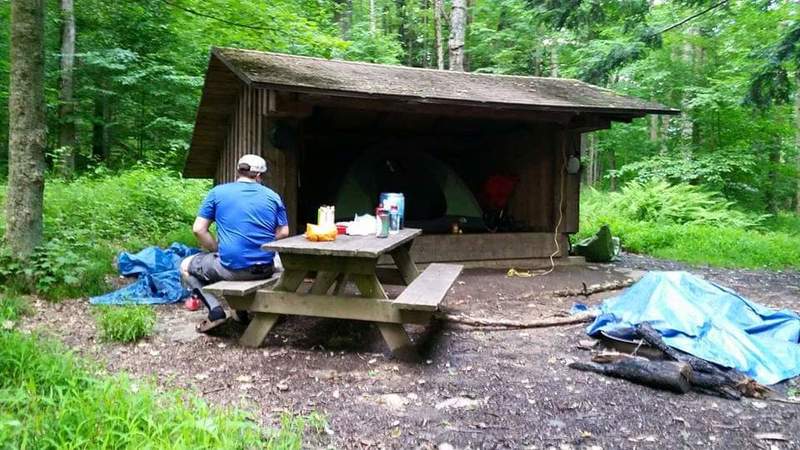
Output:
[574,225,620,263]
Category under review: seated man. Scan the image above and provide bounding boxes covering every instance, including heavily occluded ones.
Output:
[180,154,290,332]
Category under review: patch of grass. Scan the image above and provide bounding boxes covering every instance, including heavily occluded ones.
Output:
[0,330,306,449]
[266,412,329,449]
[0,295,31,323]
[94,305,157,343]
[579,184,800,270]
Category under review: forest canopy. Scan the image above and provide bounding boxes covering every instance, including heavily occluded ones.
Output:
[0,0,797,214]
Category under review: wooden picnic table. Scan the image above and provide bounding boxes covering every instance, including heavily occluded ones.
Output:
[206,228,462,358]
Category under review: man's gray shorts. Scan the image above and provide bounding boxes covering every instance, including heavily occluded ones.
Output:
[188,252,274,285]
[186,252,274,312]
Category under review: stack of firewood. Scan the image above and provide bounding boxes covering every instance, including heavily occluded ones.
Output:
[569,323,771,400]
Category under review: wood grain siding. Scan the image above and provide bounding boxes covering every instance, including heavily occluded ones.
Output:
[215,86,269,184]
[495,126,557,232]
[214,87,299,232]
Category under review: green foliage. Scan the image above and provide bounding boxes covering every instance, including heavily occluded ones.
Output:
[265,412,329,449]
[338,22,405,64]
[0,330,316,449]
[0,295,31,324]
[579,184,800,270]
[0,169,208,299]
[585,181,764,228]
[94,305,157,343]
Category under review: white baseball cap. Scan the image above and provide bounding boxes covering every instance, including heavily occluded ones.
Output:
[237,154,267,173]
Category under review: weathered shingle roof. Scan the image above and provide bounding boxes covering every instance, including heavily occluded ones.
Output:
[215,47,677,115]
[184,47,677,178]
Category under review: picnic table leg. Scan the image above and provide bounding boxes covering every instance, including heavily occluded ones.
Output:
[238,269,308,348]
[239,313,281,348]
[352,273,416,359]
[332,273,349,296]
[310,271,340,295]
[390,243,420,285]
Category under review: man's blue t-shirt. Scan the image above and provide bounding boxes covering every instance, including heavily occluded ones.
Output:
[197,181,288,270]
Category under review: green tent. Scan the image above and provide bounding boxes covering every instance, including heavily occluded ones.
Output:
[334,149,485,232]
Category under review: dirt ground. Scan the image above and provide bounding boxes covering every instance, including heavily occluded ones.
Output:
[19,255,800,449]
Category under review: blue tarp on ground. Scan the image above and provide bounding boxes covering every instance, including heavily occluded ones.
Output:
[90,243,199,305]
[581,271,800,385]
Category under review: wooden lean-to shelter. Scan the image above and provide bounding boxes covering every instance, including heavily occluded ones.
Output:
[184,47,677,267]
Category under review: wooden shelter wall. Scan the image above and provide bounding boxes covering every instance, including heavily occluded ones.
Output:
[214,87,299,231]
[214,85,268,184]
[481,126,580,234]
[213,92,579,239]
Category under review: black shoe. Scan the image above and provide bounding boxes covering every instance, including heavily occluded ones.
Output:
[208,306,227,322]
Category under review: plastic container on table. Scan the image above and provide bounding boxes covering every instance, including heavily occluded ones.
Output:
[375,208,390,238]
[389,205,400,234]
[379,193,405,228]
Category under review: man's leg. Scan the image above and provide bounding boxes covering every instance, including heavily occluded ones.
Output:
[181,253,227,322]
[227,264,275,325]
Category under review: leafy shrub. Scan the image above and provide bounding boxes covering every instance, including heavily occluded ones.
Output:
[0,331,277,449]
[94,305,157,342]
[0,295,31,323]
[0,168,209,299]
[584,181,764,228]
[578,182,800,270]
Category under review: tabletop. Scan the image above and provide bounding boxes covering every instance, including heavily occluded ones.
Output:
[262,228,422,259]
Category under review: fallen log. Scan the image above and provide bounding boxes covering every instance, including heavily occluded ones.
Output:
[517,279,635,301]
[634,322,771,398]
[551,279,636,298]
[568,356,692,394]
[634,323,741,381]
[435,311,596,329]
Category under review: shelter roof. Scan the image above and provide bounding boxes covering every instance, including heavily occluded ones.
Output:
[184,47,678,178]
[215,47,676,115]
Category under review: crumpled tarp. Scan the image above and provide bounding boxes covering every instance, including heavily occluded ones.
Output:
[90,243,199,305]
[582,271,800,385]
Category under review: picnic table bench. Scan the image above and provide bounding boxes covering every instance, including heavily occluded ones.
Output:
[205,228,462,358]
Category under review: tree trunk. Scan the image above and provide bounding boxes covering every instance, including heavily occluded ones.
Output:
[795,69,800,213]
[6,0,46,258]
[337,0,352,39]
[369,0,376,34]
[581,133,591,186]
[660,115,670,155]
[581,133,593,186]
[92,94,111,161]
[767,142,781,215]
[57,0,76,178]
[649,114,658,142]
[434,0,444,70]
[608,147,617,191]
[585,133,599,187]
[550,47,559,77]
[448,0,466,71]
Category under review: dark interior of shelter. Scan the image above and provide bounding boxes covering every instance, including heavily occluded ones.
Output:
[286,107,554,235]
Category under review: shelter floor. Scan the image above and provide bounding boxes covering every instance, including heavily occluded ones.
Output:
[21,257,800,449]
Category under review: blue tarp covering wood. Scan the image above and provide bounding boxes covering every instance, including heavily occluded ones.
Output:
[582,271,800,385]
[90,243,199,305]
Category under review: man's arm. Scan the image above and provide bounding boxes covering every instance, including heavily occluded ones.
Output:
[193,217,218,252]
[275,225,289,240]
